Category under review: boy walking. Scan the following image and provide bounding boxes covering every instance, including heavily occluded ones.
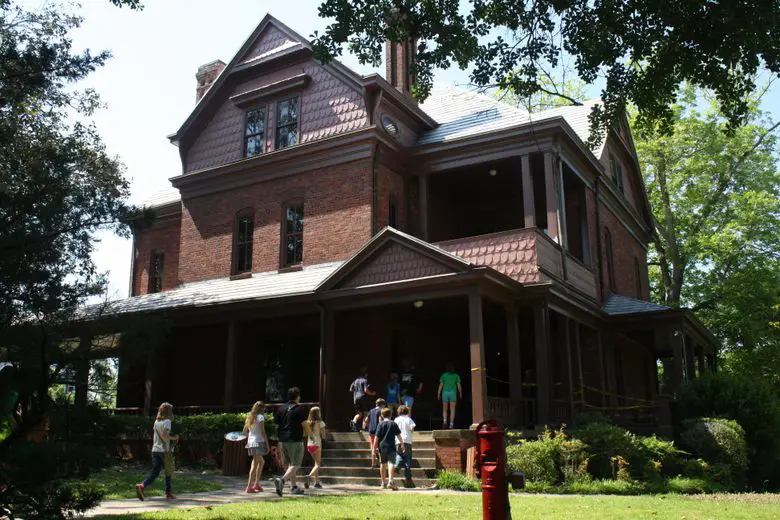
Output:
[374,407,404,490]
[273,387,307,496]
[399,360,422,416]
[349,366,374,431]
[394,405,416,483]
[366,398,386,468]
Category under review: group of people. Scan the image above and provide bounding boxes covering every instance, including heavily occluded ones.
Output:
[350,361,463,431]
[365,398,416,489]
[135,387,326,500]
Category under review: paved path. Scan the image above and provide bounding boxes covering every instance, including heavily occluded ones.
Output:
[87,473,438,517]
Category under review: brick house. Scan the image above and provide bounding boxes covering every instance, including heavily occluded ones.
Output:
[85,14,717,433]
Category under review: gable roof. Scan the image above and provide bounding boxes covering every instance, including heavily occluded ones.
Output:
[603,294,669,316]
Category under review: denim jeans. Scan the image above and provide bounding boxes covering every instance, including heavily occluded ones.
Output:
[142,453,172,493]
[395,445,413,480]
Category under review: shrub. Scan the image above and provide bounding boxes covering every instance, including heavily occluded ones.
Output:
[436,471,480,492]
[634,434,686,478]
[678,372,780,488]
[679,418,748,488]
[571,422,635,479]
[506,427,588,485]
[665,476,725,494]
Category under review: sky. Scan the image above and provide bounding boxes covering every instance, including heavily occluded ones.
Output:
[45,0,779,301]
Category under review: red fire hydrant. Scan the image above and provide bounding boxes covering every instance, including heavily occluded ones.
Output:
[475,420,511,520]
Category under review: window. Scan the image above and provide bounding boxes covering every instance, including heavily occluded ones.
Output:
[234,212,254,274]
[149,251,164,294]
[276,98,299,149]
[389,197,398,228]
[609,153,625,193]
[245,107,265,158]
[282,201,304,266]
[635,258,643,299]
[605,228,616,292]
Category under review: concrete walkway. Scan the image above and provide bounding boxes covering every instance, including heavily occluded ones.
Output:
[87,473,437,517]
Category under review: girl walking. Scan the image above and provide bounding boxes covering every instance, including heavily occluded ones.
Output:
[303,406,327,489]
[243,401,268,493]
[136,402,179,501]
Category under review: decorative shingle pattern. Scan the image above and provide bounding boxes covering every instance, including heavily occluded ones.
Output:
[602,294,669,315]
[238,25,301,65]
[436,229,542,284]
[339,242,455,289]
[185,61,368,173]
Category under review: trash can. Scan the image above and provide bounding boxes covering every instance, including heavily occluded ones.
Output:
[221,431,248,476]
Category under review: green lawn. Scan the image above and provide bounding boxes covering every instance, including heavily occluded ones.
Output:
[87,468,223,500]
[93,492,780,519]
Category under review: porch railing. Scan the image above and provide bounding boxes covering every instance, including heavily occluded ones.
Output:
[109,402,321,416]
[487,397,538,429]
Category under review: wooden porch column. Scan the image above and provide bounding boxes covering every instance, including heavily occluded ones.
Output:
[533,303,552,426]
[597,331,608,407]
[670,328,684,395]
[684,337,696,381]
[469,291,488,426]
[521,154,536,228]
[506,305,522,401]
[563,317,575,420]
[418,175,429,241]
[320,306,335,417]
[74,334,92,409]
[543,152,560,242]
[223,321,237,411]
[697,348,706,378]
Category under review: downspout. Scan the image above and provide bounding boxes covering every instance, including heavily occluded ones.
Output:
[595,175,604,301]
[128,229,137,297]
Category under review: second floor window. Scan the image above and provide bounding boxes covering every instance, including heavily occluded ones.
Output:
[276,98,299,149]
[609,153,625,194]
[245,107,265,158]
[283,201,304,266]
[235,212,254,274]
[605,228,616,292]
[149,251,164,294]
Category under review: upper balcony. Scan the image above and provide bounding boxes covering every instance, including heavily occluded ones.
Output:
[419,154,598,300]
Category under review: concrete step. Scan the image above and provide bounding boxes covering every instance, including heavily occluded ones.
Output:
[321,456,436,469]
[318,466,437,479]
[318,475,436,488]
[326,431,434,442]
[323,448,435,459]
[323,440,435,450]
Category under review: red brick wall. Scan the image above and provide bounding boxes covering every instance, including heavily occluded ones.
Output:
[600,206,648,300]
[176,159,373,284]
[376,165,407,231]
[435,437,477,472]
[132,217,181,296]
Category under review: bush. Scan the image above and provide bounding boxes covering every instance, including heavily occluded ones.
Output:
[634,434,686,479]
[571,422,635,479]
[436,471,481,492]
[678,372,780,488]
[506,427,588,485]
[679,418,748,488]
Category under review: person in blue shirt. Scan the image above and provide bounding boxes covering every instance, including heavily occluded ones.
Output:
[386,373,400,416]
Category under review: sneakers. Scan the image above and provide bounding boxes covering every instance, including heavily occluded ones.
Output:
[273,477,284,497]
[165,493,177,500]
[135,484,145,501]
[246,486,258,493]
[388,480,398,491]
[381,480,387,489]
[291,486,305,495]
[252,484,264,492]
[304,475,310,489]
[314,483,323,489]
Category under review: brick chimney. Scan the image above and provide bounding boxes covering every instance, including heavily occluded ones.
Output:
[385,40,416,99]
[195,60,226,102]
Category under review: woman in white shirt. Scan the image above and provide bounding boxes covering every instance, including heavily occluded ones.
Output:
[243,401,268,493]
[303,406,327,489]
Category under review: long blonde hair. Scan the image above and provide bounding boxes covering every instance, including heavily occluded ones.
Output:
[243,401,265,434]
[304,406,322,437]
[156,402,173,421]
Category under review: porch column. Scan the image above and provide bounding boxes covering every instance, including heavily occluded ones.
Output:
[418,175,429,241]
[521,154,536,228]
[506,305,522,401]
[597,331,608,407]
[670,328,684,395]
[684,336,696,381]
[544,152,560,242]
[143,339,157,416]
[223,321,237,411]
[533,303,552,426]
[563,317,575,420]
[697,348,706,378]
[74,334,92,409]
[469,291,488,426]
[320,306,335,417]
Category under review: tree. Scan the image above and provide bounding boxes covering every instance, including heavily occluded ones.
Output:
[496,72,588,113]
[634,85,780,363]
[0,1,140,517]
[312,0,780,143]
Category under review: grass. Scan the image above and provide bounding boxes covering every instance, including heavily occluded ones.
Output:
[85,468,223,500]
[91,493,780,519]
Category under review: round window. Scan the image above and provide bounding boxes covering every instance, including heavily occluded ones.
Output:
[381,115,399,138]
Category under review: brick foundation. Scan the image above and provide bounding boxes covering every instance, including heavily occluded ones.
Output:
[433,429,476,473]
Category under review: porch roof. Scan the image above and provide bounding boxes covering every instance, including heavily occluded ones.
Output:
[602,294,670,315]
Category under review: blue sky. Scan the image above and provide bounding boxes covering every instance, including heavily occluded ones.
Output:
[56,0,778,300]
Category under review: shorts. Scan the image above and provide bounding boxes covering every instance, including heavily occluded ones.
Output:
[442,390,458,403]
[247,446,267,457]
[354,395,373,413]
[280,441,304,467]
[307,445,320,454]
[379,447,397,464]
[401,395,415,407]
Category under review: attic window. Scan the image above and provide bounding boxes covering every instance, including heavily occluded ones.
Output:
[245,107,266,158]
[381,115,399,138]
[609,153,625,194]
